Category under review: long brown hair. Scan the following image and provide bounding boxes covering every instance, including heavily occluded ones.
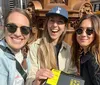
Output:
[38,15,68,69]
[71,14,100,71]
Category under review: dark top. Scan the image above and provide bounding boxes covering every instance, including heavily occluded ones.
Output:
[80,51,100,85]
[54,43,62,67]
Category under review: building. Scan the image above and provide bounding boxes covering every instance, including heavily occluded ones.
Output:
[91,0,100,11]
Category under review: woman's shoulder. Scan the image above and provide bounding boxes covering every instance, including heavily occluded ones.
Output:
[28,38,41,50]
[0,45,14,60]
[0,40,7,58]
[0,46,13,66]
[0,48,5,59]
[62,41,71,49]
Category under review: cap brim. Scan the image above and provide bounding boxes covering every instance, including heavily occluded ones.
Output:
[46,13,68,22]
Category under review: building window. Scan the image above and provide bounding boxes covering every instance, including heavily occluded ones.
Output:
[94,4,100,11]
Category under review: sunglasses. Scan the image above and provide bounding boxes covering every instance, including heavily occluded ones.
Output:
[5,23,31,35]
[76,27,94,35]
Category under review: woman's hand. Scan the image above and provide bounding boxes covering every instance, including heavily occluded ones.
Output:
[33,69,53,85]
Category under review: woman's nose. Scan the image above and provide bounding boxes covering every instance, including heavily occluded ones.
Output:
[14,27,22,36]
[53,21,58,27]
[81,30,87,36]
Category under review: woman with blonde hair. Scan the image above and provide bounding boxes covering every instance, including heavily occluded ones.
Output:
[71,14,100,85]
[0,8,32,85]
[26,6,77,85]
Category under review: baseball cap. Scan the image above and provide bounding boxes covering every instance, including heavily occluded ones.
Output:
[46,6,68,21]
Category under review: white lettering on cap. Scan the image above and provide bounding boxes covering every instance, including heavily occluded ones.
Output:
[56,7,61,14]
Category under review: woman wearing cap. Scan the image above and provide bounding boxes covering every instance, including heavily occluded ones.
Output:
[26,6,77,85]
[71,14,100,85]
[0,8,32,85]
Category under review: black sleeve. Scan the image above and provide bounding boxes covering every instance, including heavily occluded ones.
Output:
[87,54,100,85]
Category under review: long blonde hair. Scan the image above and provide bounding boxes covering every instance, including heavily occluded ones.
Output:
[38,16,68,69]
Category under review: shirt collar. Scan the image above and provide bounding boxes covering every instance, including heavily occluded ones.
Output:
[61,41,70,50]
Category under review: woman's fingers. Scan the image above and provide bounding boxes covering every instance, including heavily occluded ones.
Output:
[36,69,53,80]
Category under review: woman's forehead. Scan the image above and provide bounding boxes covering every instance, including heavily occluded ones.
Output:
[7,12,30,26]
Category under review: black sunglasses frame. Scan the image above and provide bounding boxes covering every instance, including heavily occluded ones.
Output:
[5,23,31,35]
[76,27,94,35]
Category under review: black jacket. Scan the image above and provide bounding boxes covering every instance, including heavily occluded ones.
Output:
[80,51,100,85]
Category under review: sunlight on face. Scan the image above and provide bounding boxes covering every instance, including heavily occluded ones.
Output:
[5,12,30,52]
[47,15,66,44]
[76,19,95,50]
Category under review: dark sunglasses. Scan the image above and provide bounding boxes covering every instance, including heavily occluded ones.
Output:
[76,27,94,35]
[5,23,31,35]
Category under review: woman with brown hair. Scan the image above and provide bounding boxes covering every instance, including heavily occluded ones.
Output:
[71,14,100,85]
[26,6,77,85]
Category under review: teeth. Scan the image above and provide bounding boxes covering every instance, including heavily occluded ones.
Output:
[52,29,58,32]
[12,38,22,43]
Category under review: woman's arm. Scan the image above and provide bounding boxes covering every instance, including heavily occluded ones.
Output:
[0,56,8,85]
[33,69,53,85]
[26,52,53,85]
[26,44,39,85]
[26,41,53,85]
